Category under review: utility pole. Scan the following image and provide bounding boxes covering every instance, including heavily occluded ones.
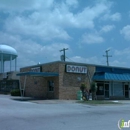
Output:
[103,49,112,66]
[60,48,68,61]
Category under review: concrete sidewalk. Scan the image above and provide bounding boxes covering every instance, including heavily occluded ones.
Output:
[30,99,77,104]
[115,100,130,104]
[10,96,36,101]
[10,96,77,104]
[10,95,130,104]
[30,99,130,104]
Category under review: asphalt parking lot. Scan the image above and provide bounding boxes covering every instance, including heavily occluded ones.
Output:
[0,95,130,130]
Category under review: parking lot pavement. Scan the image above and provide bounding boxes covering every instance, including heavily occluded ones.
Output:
[1,95,130,130]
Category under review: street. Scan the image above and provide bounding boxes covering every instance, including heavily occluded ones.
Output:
[0,95,129,130]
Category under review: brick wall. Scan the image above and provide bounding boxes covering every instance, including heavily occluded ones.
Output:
[58,63,95,99]
[20,62,96,100]
[20,63,59,99]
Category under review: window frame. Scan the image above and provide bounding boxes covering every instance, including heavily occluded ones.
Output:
[48,81,54,92]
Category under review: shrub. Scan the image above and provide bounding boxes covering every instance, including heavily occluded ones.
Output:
[80,83,87,91]
[11,89,21,96]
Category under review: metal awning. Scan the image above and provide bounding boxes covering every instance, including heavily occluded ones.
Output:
[92,72,130,81]
[17,72,59,77]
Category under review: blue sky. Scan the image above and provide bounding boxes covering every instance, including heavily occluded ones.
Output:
[0,0,130,71]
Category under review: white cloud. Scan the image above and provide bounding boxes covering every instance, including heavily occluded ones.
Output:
[67,55,104,65]
[110,12,121,21]
[120,25,130,40]
[100,25,115,33]
[2,0,114,41]
[66,0,78,7]
[110,60,126,67]
[114,48,130,56]
[73,1,110,28]
[0,32,70,69]
[0,0,54,12]
[0,0,126,70]
[81,32,104,44]
[4,14,71,40]
[102,12,121,21]
[17,42,70,67]
[66,54,127,68]
[66,54,127,67]
[111,48,130,67]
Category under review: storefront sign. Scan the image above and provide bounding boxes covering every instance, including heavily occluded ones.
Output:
[66,65,87,74]
[31,67,41,72]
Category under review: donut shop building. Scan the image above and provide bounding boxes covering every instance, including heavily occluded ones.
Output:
[17,61,130,100]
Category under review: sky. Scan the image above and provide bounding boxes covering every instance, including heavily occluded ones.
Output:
[0,0,130,71]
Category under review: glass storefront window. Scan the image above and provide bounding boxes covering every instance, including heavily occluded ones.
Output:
[96,83,104,95]
[124,84,129,98]
[113,82,123,96]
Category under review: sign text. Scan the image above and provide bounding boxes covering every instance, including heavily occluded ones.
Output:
[66,65,87,74]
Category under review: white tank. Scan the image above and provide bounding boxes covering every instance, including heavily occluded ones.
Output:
[0,45,18,73]
[0,45,17,61]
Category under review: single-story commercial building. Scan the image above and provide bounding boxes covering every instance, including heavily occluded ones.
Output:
[17,61,130,100]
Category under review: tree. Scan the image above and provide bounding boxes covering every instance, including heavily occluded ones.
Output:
[80,83,86,95]
[80,82,90,100]
[90,82,97,100]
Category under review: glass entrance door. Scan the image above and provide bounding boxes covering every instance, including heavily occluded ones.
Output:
[105,83,109,99]
[124,84,129,98]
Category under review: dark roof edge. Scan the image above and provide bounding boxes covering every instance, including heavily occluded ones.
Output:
[20,60,130,70]
[20,61,61,69]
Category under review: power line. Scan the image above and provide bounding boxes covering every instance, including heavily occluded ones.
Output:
[66,56,74,62]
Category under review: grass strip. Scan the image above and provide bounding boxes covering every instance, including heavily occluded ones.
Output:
[77,100,121,105]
